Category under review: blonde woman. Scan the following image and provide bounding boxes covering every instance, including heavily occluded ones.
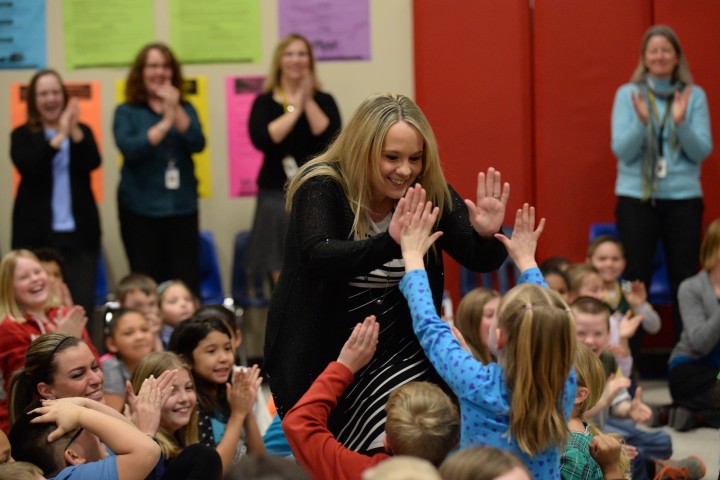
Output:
[265,93,508,454]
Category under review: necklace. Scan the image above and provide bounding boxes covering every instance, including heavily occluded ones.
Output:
[366,274,390,305]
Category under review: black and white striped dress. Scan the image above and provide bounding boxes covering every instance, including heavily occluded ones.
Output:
[327,215,440,453]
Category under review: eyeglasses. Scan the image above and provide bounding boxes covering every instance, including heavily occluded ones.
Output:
[64,427,84,452]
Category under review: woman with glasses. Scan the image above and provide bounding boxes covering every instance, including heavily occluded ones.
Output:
[113,43,206,295]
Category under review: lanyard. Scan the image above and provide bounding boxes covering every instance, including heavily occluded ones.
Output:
[278,87,295,113]
[647,91,671,156]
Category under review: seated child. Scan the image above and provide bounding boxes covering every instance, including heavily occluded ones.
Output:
[439,446,531,480]
[0,461,45,480]
[158,280,198,348]
[562,343,627,480]
[587,236,661,378]
[9,398,160,480]
[362,456,442,480]
[540,256,572,273]
[400,198,576,479]
[566,264,605,303]
[101,308,155,411]
[34,247,73,309]
[116,273,163,352]
[223,454,309,480]
[541,266,571,304]
[454,287,500,364]
[282,315,460,480]
[571,296,704,480]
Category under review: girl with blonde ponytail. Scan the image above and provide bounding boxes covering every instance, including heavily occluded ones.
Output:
[399,197,576,479]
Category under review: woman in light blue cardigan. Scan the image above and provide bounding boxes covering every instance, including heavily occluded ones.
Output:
[611,25,712,344]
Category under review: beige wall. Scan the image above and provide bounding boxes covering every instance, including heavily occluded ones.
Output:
[0,0,414,294]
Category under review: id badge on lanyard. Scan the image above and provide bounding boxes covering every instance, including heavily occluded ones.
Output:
[648,91,670,179]
[166,160,180,189]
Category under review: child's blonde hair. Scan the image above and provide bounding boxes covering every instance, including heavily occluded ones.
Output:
[385,382,459,466]
[362,456,442,480]
[439,446,530,480]
[566,264,600,295]
[574,343,606,418]
[497,283,575,455]
[131,352,199,458]
[0,460,44,480]
[0,249,59,323]
[454,287,499,364]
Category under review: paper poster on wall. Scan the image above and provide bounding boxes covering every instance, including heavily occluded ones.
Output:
[278,0,370,60]
[225,76,264,197]
[169,0,261,64]
[114,76,212,199]
[63,0,154,69]
[0,0,46,69]
[9,81,104,201]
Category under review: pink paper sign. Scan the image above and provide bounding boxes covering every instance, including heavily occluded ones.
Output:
[226,76,265,197]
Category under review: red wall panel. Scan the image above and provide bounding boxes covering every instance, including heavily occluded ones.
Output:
[533,0,652,263]
[414,0,533,303]
[653,0,720,228]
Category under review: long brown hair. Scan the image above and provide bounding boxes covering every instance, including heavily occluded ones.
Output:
[124,43,184,104]
[454,287,500,364]
[498,283,575,455]
[25,69,68,132]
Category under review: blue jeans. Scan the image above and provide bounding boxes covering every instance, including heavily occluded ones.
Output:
[605,417,672,480]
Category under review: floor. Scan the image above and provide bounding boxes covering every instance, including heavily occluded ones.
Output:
[641,380,719,479]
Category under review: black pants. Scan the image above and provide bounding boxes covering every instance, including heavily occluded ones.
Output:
[669,362,720,428]
[161,444,222,480]
[616,196,704,345]
[48,232,99,318]
[119,207,200,296]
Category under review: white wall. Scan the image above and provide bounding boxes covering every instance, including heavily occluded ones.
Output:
[0,0,414,294]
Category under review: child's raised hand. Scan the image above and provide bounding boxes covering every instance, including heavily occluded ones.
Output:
[494,203,545,272]
[31,399,84,442]
[625,280,648,308]
[337,315,379,374]
[389,184,423,244]
[628,387,652,424]
[228,365,262,416]
[618,310,643,340]
[126,370,177,435]
[56,305,88,338]
[400,194,443,271]
[603,373,631,404]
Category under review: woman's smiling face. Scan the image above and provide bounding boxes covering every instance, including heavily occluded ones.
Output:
[39,342,104,403]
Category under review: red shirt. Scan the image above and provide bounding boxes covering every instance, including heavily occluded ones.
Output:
[282,362,390,480]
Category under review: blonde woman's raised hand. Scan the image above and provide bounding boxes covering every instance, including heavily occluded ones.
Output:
[465,168,509,238]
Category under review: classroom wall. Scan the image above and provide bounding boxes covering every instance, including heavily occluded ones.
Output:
[0,0,415,294]
[414,0,720,305]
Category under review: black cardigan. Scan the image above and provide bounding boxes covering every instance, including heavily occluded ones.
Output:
[264,176,508,416]
[10,123,101,250]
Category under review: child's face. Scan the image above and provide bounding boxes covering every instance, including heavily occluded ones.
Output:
[480,297,500,347]
[574,312,610,357]
[41,342,104,402]
[13,256,49,311]
[577,273,605,301]
[161,368,196,435]
[0,430,12,464]
[107,312,154,364]
[40,260,64,283]
[545,273,570,303]
[191,330,234,384]
[589,242,626,284]
[160,285,195,326]
[122,290,160,333]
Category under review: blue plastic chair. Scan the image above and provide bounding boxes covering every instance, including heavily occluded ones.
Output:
[198,230,225,305]
[232,231,271,309]
[460,226,519,296]
[588,223,672,305]
[95,250,109,306]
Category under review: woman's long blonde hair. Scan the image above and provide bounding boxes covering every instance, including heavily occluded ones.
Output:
[131,352,198,459]
[497,283,575,455]
[0,250,59,323]
[285,93,451,240]
[263,33,317,93]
